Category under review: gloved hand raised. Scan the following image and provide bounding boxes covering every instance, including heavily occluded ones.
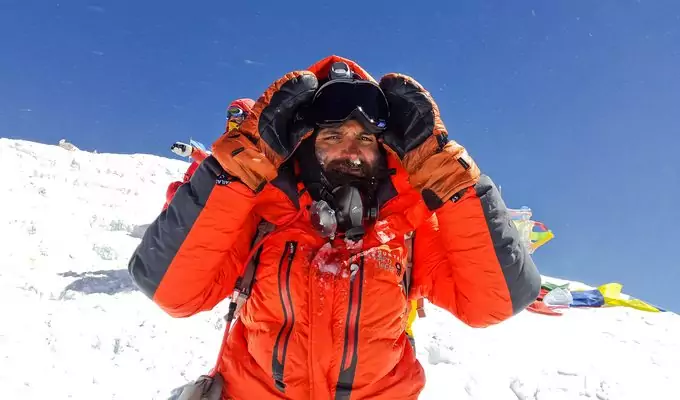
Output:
[211,72,318,193]
[379,74,481,210]
[170,142,193,158]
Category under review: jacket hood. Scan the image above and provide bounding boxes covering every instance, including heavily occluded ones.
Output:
[306,55,376,84]
[229,98,255,114]
[243,55,377,169]
[211,56,389,198]
[225,98,256,130]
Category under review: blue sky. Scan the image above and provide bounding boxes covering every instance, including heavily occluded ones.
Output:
[2,0,678,311]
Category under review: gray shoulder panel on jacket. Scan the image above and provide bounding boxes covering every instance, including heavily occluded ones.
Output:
[128,157,223,298]
[474,174,541,314]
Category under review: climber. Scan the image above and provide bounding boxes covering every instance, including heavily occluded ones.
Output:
[129,55,540,400]
[162,98,255,211]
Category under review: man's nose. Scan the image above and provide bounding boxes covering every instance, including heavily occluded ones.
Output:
[342,139,361,157]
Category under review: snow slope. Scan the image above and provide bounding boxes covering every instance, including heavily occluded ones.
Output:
[1,137,679,400]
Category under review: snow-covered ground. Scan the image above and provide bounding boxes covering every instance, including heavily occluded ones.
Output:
[1,137,679,400]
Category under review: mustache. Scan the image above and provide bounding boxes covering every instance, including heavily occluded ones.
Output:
[324,158,373,177]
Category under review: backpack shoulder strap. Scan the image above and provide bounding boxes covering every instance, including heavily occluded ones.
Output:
[211,219,275,376]
[235,220,275,303]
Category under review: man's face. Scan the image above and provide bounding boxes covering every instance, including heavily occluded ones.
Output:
[315,119,381,178]
[227,116,245,132]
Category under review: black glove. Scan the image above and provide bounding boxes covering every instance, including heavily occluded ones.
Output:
[379,73,481,210]
[211,71,318,192]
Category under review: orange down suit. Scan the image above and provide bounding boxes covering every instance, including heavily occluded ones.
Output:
[128,56,540,400]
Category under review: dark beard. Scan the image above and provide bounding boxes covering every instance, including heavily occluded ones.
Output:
[321,157,387,202]
[323,158,373,179]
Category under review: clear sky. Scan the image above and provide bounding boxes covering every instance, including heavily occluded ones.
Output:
[2,0,678,311]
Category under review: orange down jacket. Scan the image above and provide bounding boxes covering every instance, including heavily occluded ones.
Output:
[129,56,540,400]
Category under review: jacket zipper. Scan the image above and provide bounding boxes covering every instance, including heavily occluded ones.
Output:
[272,241,297,393]
[335,256,365,400]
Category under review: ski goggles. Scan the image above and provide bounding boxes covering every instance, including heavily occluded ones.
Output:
[311,79,389,134]
[227,106,246,121]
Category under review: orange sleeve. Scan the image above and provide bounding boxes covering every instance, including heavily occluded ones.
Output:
[190,146,209,162]
[411,175,540,328]
[129,156,259,317]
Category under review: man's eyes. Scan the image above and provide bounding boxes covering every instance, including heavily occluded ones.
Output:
[322,134,373,142]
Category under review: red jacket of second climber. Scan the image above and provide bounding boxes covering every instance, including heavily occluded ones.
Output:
[162,98,256,211]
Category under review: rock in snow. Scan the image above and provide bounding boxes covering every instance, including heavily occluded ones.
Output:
[1,137,679,399]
